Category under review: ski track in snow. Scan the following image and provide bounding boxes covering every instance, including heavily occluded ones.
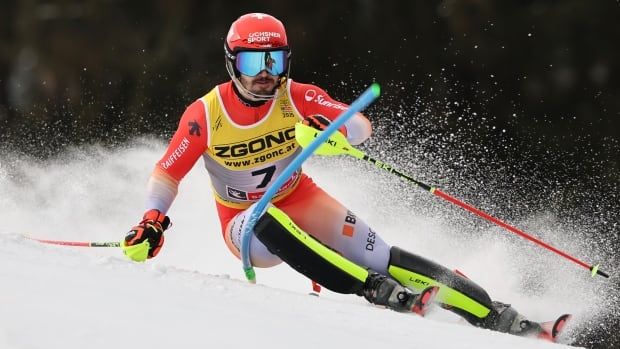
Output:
[0,139,603,348]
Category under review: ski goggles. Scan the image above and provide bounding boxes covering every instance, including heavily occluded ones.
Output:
[235,50,288,77]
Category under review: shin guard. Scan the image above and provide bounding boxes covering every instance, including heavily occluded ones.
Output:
[388,246,494,321]
[253,206,368,294]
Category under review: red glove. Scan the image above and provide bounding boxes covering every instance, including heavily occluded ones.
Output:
[122,209,171,262]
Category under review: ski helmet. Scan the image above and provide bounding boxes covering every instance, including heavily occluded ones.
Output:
[224,13,291,101]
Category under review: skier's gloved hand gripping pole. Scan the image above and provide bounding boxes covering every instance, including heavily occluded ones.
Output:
[25,208,171,263]
[295,122,611,279]
[240,83,381,283]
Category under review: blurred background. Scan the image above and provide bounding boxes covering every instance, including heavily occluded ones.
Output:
[1,1,618,169]
[0,1,618,347]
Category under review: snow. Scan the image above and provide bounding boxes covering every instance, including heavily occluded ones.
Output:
[0,140,587,348]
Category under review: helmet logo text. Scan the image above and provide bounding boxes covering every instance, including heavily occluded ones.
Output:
[247,32,281,44]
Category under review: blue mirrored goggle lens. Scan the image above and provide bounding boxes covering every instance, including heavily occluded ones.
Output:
[235,50,287,77]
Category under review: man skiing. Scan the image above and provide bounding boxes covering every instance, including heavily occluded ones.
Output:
[121,12,566,339]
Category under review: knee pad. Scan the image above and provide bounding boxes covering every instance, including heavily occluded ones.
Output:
[253,206,368,294]
[388,246,493,320]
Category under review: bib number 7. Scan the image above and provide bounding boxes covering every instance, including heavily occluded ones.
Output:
[251,165,276,189]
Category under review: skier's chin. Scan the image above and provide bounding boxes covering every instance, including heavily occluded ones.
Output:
[251,81,277,94]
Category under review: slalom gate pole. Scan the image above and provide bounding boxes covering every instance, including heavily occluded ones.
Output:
[24,235,121,247]
[240,83,381,283]
[295,123,610,279]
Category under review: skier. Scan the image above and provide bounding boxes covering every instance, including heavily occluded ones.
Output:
[122,12,563,338]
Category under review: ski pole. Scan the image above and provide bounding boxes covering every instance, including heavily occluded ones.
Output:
[240,83,381,283]
[24,235,121,247]
[295,123,610,279]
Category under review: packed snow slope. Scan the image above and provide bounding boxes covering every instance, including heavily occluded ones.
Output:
[0,139,611,348]
[0,234,576,349]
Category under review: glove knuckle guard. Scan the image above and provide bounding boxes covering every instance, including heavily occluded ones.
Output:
[125,227,144,246]
[303,114,331,130]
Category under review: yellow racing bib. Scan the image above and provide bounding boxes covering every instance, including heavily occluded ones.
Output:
[201,83,302,208]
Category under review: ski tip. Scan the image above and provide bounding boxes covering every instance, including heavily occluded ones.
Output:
[427,285,440,296]
[552,314,572,339]
[412,286,440,316]
[538,313,572,342]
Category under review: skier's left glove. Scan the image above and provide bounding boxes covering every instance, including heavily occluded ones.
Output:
[122,209,171,262]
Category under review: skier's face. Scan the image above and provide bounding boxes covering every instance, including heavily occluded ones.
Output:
[239,70,279,96]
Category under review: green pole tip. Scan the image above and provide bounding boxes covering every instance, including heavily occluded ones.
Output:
[244,267,256,283]
[370,83,381,97]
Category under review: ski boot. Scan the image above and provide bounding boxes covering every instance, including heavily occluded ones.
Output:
[482,301,571,342]
[362,272,439,316]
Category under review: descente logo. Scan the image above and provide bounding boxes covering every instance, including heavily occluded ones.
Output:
[213,127,295,158]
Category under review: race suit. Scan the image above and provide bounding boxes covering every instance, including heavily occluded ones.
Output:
[145,79,392,272]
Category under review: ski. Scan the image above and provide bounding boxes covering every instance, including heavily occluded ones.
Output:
[411,285,440,316]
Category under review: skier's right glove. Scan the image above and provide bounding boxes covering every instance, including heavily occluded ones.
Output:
[122,209,171,262]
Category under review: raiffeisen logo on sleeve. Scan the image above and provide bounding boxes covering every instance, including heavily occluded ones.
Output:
[304,89,347,111]
[161,137,190,170]
[247,31,281,43]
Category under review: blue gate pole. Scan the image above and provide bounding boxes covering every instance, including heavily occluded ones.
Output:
[240,83,381,282]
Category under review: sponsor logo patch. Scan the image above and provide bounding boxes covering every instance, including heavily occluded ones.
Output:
[213,127,295,158]
[280,99,295,118]
[225,175,298,201]
[303,89,347,111]
[227,186,248,200]
[342,211,356,237]
[304,89,316,102]
[213,115,223,132]
[247,31,281,44]
[161,137,190,170]
[188,120,201,136]
[366,228,376,251]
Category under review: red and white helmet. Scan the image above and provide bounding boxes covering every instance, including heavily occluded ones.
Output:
[226,13,289,52]
[224,13,292,101]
